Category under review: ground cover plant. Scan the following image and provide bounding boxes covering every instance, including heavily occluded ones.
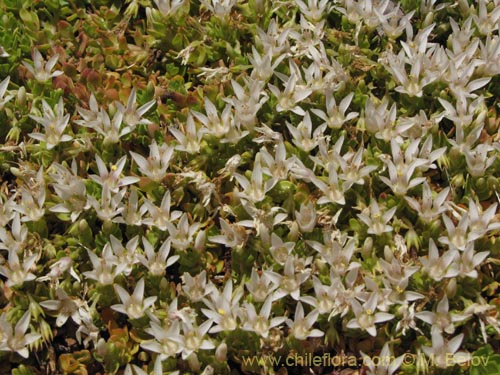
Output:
[0,0,500,374]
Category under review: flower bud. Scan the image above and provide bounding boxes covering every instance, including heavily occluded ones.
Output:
[362,237,373,257]
[215,341,228,362]
[450,173,465,189]
[446,278,457,299]
[423,12,434,28]
[17,86,26,106]
[187,353,201,372]
[29,298,44,321]
[405,227,421,251]
[288,221,300,242]
[194,230,206,252]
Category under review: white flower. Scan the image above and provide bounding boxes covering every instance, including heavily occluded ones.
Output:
[379,139,427,196]
[361,343,404,375]
[395,303,421,336]
[259,141,296,180]
[301,275,340,315]
[153,0,185,16]
[202,279,243,333]
[464,144,496,177]
[357,200,397,236]
[0,76,13,110]
[209,218,246,249]
[166,213,200,251]
[405,182,449,223]
[420,239,459,281]
[29,98,72,150]
[141,319,183,359]
[199,0,237,18]
[285,302,324,340]
[245,268,280,302]
[87,186,126,222]
[269,72,312,116]
[83,245,127,285]
[37,256,80,284]
[114,187,147,226]
[180,320,215,359]
[307,233,360,275]
[415,295,468,334]
[107,235,140,276]
[256,19,291,57]
[40,288,84,327]
[364,96,401,142]
[224,78,268,130]
[289,17,326,56]
[0,194,16,228]
[181,270,216,302]
[130,140,175,182]
[338,148,377,185]
[137,237,179,277]
[78,105,130,145]
[328,269,364,319]
[75,93,101,128]
[378,6,415,40]
[457,243,489,279]
[346,293,394,337]
[22,49,63,82]
[310,163,353,205]
[0,311,41,358]
[312,92,359,129]
[48,160,88,222]
[142,189,182,230]
[467,199,500,237]
[295,200,316,233]
[249,46,285,81]
[0,248,37,287]
[295,0,331,22]
[422,331,466,368]
[191,97,231,137]
[0,213,27,254]
[233,157,276,203]
[170,113,204,154]
[15,188,45,223]
[269,233,295,266]
[439,213,480,251]
[112,278,157,320]
[272,257,310,301]
[286,112,326,152]
[472,0,500,36]
[115,87,155,128]
[125,356,166,375]
[241,295,286,338]
[89,155,140,194]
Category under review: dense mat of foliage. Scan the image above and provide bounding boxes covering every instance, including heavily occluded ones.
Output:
[0,0,500,374]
